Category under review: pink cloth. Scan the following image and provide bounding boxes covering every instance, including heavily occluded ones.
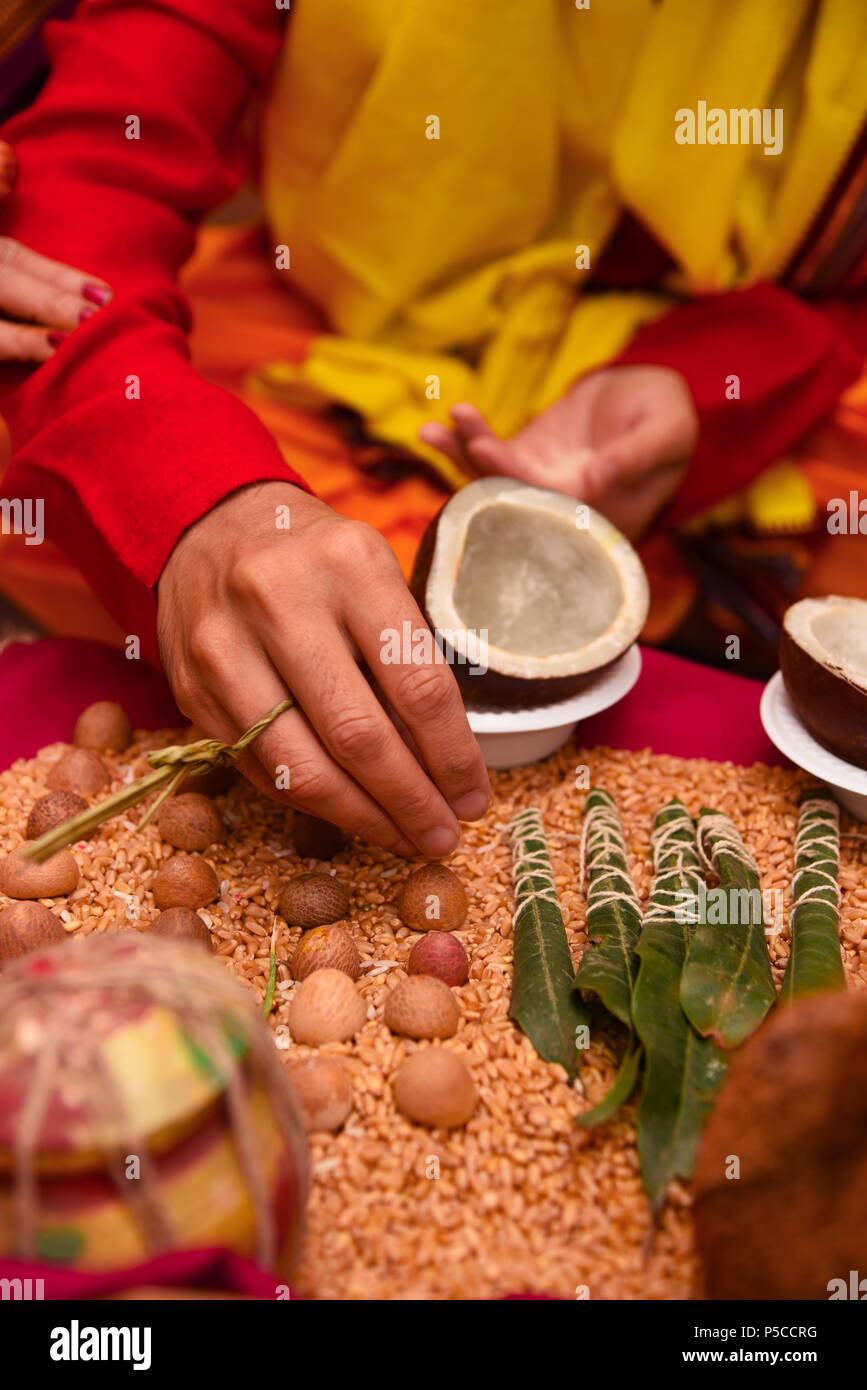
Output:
[0,638,783,772]
[580,646,784,766]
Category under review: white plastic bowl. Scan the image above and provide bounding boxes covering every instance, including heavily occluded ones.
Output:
[760,670,867,820]
[466,644,641,770]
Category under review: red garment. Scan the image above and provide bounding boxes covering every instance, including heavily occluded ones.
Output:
[0,637,786,776]
[0,1247,293,1299]
[0,0,863,665]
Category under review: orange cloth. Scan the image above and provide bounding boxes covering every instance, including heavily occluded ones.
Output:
[0,224,449,640]
[1,222,865,646]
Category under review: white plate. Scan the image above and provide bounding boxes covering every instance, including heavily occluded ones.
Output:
[467,644,642,769]
[760,670,867,820]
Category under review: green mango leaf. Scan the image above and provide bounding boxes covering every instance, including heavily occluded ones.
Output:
[573,788,643,1115]
[781,790,845,1000]
[578,1040,642,1128]
[631,800,728,1207]
[680,806,776,1049]
[509,807,589,1078]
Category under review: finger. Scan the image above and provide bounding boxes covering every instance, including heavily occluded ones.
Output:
[0,262,98,330]
[592,415,687,484]
[0,236,111,304]
[466,433,529,479]
[337,552,491,823]
[174,643,416,856]
[418,421,465,465]
[0,321,57,364]
[449,402,494,436]
[260,615,465,857]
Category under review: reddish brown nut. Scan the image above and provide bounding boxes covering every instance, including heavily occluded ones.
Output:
[383,975,460,1039]
[396,865,468,932]
[26,790,88,841]
[287,1057,353,1132]
[0,846,80,900]
[392,1048,477,1129]
[291,925,359,981]
[157,793,225,852]
[152,854,219,911]
[46,749,110,796]
[408,932,469,986]
[0,901,66,965]
[73,700,133,754]
[149,906,212,949]
[288,969,367,1045]
[278,872,349,930]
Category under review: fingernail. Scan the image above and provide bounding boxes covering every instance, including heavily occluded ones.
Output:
[418,825,460,858]
[83,284,111,306]
[78,304,97,323]
[393,838,416,858]
[48,330,69,348]
[452,789,489,822]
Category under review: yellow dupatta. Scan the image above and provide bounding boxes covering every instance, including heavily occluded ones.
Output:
[256,0,867,488]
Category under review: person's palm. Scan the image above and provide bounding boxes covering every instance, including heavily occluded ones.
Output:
[420,365,698,539]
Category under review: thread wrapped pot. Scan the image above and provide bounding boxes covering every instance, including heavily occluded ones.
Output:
[0,934,308,1273]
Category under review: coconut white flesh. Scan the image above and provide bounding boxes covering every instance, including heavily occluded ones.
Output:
[453,505,622,655]
[424,477,649,679]
[785,596,867,690]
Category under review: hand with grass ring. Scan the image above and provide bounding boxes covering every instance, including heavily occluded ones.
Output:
[157,481,491,859]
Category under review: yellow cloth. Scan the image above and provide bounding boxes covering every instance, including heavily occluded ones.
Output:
[258,0,867,487]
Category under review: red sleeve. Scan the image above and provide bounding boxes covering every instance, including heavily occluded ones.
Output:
[0,0,305,664]
[614,281,864,527]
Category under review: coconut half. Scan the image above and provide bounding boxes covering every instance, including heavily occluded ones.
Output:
[780,595,867,769]
[410,478,649,710]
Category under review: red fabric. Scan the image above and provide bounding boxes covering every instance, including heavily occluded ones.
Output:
[615,282,864,526]
[0,0,304,668]
[0,637,785,774]
[0,1247,293,1299]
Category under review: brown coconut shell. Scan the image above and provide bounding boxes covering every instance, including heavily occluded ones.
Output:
[409,479,648,711]
[780,596,867,769]
[693,990,867,1300]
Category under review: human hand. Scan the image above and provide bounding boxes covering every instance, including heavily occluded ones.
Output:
[157,482,491,858]
[0,139,112,363]
[419,365,698,539]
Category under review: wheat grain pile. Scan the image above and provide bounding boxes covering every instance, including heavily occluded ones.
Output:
[1,731,865,1300]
